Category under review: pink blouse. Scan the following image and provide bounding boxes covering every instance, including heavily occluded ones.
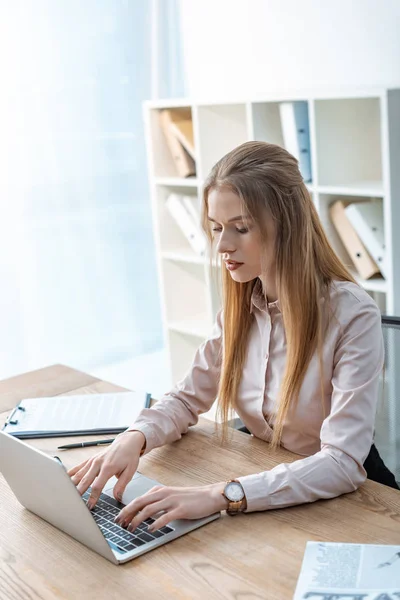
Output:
[129,279,384,512]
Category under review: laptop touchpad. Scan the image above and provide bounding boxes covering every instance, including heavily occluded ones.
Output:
[104,473,163,506]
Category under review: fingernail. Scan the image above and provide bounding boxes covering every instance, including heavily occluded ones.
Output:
[87,502,94,510]
[147,526,154,533]
[116,493,122,501]
[127,524,133,532]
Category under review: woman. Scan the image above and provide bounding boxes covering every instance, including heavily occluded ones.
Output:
[69,141,397,535]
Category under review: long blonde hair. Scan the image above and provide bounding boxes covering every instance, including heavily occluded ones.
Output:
[201,141,356,447]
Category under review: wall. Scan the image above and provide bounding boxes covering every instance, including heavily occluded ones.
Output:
[179,0,400,99]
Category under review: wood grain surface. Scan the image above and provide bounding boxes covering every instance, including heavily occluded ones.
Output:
[0,364,399,600]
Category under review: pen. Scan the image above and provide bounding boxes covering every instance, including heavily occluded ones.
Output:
[57,439,115,450]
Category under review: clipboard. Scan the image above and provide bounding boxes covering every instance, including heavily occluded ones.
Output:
[2,391,152,439]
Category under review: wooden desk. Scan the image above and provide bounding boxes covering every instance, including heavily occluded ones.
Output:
[0,365,400,600]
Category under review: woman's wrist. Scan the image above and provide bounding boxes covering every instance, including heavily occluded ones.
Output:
[121,430,147,454]
[209,481,231,511]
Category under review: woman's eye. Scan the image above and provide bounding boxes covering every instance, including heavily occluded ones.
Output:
[211,226,248,234]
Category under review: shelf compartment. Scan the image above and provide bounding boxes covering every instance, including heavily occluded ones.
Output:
[196,104,248,175]
[163,260,208,324]
[167,329,207,384]
[156,187,205,254]
[318,193,387,292]
[250,102,285,147]
[149,106,196,178]
[315,97,382,187]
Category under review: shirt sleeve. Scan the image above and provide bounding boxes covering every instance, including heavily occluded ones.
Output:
[237,299,385,512]
[127,310,223,454]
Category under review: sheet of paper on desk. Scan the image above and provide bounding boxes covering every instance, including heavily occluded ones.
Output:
[293,541,400,600]
[2,391,151,438]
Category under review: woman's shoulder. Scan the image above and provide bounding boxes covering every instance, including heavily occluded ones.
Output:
[327,280,381,324]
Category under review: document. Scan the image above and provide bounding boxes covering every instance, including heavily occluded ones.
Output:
[293,541,400,600]
[2,391,151,438]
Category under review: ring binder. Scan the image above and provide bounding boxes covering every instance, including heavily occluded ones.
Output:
[5,406,19,426]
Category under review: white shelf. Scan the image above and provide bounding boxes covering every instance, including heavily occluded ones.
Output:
[145,88,400,383]
[168,315,211,338]
[317,180,384,197]
[353,274,388,293]
[162,248,205,265]
[155,177,200,188]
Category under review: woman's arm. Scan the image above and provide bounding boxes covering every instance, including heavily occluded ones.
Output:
[127,309,224,454]
[236,299,385,512]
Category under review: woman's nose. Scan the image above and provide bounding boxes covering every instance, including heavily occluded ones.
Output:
[216,231,235,255]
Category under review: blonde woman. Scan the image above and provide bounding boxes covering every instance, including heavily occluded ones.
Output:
[69,141,398,534]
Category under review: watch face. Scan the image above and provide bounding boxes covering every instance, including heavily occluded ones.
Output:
[225,481,244,502]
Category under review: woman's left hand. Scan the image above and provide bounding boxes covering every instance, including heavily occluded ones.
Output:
[114,482,228,532]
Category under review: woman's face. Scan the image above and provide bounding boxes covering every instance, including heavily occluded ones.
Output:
[207,187,276,284]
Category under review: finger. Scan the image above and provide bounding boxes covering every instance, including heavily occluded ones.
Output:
[85,465,116,508]
[67,458,91,477]
[116,487,166,524]
[148,509,179,533]
[76,461,102,497]
[70,461,92,486]
[125,499,170,532]
[113,466,137,502]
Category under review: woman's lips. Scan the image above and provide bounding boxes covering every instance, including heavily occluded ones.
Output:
[225,261,244,271]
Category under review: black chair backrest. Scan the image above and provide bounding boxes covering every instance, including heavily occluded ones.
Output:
[374,316,400,483]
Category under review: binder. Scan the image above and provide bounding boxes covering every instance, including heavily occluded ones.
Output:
[345,200,388,279]
[159,109,196,178]
[279,101,312,182]
[166,193,206,256]
[168,115,195,159]
[329,199,381,280]
[2,391,151,439]
[181,194,201,227]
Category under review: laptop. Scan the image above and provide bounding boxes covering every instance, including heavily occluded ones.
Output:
[0,431,220,564]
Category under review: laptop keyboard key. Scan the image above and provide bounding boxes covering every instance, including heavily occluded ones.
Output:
[109,525,120,534]
[150,530,164,538]
[160,526,173,534]
[125,543,138,551]
[110,535,121,543]
[138,532,154,543]
[133,538,146,547]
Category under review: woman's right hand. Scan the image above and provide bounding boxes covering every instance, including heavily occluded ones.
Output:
[67,430,146,509]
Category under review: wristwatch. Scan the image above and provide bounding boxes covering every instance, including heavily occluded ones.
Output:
[222,480,246,515]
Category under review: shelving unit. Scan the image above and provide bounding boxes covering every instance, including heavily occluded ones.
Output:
[143,88,400,383]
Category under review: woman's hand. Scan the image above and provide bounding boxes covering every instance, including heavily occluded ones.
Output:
[114,482,229,532]
[67,431,146,509]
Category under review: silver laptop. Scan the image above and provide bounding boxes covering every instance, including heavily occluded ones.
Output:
[0,431,220,564]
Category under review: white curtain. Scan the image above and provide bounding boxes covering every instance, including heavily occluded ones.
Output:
[0,0,185,379]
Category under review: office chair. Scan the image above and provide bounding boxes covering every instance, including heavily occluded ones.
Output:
[374,315,400,486]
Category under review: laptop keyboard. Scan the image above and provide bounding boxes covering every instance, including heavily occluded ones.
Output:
[82,490,174,554]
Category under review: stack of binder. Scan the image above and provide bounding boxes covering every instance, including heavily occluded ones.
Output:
[330,198,386,280]
[159,109,196,178]
[166,193,206,256]
[344,200,387,279]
